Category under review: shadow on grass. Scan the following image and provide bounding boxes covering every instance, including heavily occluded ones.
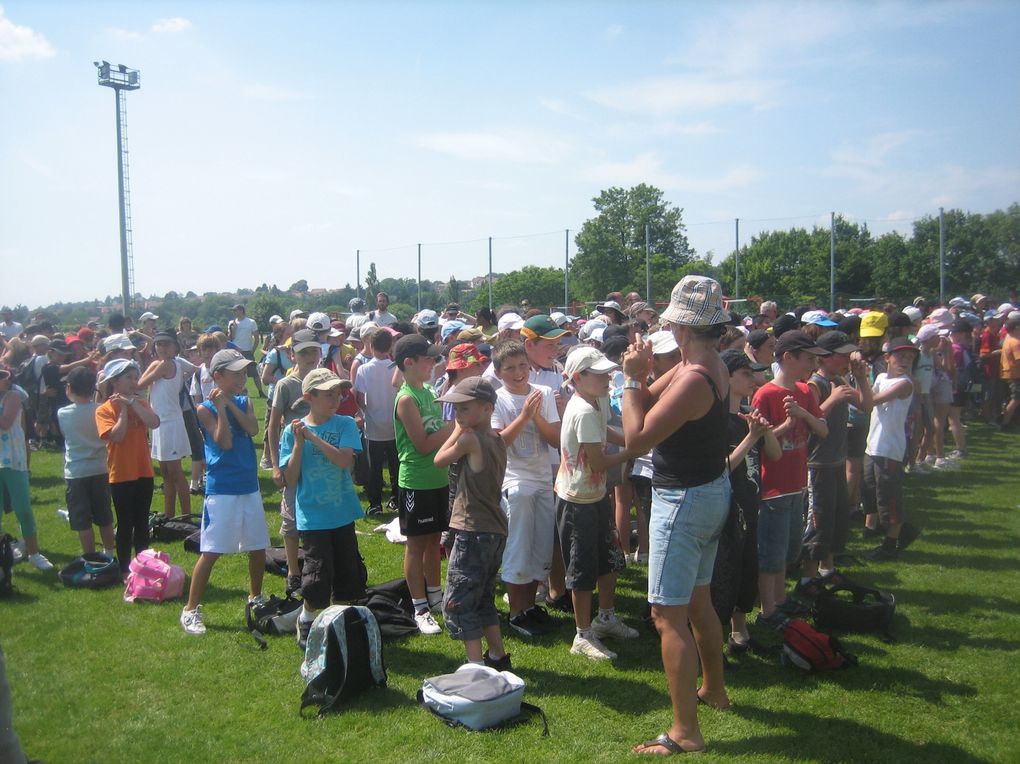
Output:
[922,531,1020,549]
[900,623,1020,653]
[896,588,1020,617]
[714,706,988,764]
[899,549,1019,573]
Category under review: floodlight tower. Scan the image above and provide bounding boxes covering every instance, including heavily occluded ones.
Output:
[94,61,140,319]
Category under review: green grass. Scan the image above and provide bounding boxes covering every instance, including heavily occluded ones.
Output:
[4,394,1020,763]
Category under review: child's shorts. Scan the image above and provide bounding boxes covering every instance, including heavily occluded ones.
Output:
[279,483,299,540]
[862,455,906,528]
[443,530,505,641]
[803,465,850,561]
[398,485,448,537]
[555,495,624,592]
[757,491,806,573]
[66,473,113,532]
[200,491,271,553]
[299,522,367,609]
[500,484,555,585]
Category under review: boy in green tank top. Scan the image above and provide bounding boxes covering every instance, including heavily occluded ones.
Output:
[393,334,454,635]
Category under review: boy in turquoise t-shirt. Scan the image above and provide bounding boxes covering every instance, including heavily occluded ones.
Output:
[280,368,366,650]
[393,334,454,635]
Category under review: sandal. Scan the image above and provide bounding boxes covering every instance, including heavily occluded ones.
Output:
[634,733,702,755]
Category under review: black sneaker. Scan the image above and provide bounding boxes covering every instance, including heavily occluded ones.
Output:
[508,611,545,638]
[792,577,825,601]
[297,617,312,651]
[862,526,884,540]
[867,542,900,561]
[755,610,789,631]
[286,574,302,596]
[387,496,398,510]
[896,523,923,552]
[526,604,555,628]
[484,652,512,671]
[367,505,383,516]
[776,599,813,618]
[546,591,574,613]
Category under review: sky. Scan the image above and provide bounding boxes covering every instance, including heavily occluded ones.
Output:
[2,1,1019,310]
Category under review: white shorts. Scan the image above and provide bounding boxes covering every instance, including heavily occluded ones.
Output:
[151,417,191,462]
[200,491,271,554]
[500,483,556,585]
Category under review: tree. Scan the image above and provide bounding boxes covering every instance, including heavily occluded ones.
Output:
[471,266,565,312]
[365,263,379,299]
[442,276,462,305]
[247,293,286,329]
[288,279,309,294]
[571,184,693,301]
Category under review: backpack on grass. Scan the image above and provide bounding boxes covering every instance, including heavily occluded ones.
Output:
[59,552,121,589]
[814,579,897,641]
[246,594,303,650]
[418,664,548,735]
[124,549,186,603]
[355,578,420,639]
[300,605,387,716]
[782,619,857,672]
[264,546,306,576]
[149,513,201,542]
[0,533,15,597]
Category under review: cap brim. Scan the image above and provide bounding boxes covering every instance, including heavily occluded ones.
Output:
[804,347,831,356]
[586,359,620,373]
[215,360,253,372]
[887,344,920,354]
[436,391,476,403]
[292,341,321,352]
[826,343,859,354]
[747,362,769,372]
[306,380,343,393]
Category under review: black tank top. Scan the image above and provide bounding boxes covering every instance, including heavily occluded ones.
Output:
[652,368,729,489]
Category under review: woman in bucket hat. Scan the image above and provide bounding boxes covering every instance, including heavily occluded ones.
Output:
[621,275,733,755]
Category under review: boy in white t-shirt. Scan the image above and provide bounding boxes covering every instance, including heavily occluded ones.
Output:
[490,341,561,638]
[864,337,922,561]
[353,327,399,515]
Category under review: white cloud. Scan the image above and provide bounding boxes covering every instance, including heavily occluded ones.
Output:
[830,131,917,170]
[539,98,579,118]
[606,24,623,41]
[583,152,760,193]
[0,6,56,62]
[107,27,143,41]
[152,17,192,34]
[585,75,780,115]
[242,84,311,102]
[417,130,570,163]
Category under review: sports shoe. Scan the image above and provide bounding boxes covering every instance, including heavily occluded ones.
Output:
[248,593,269,608]
[508,611,547,638]
[415,609,442,635]
[592,613,639,640]
[526,604,555,628]
[862,526,883,540]
[484,652,513,671]
[755,610,789,631]
[546,591,574,613]
[286,574,302,596]
[11,539,25,563]
[28,552,54,571]
[570,632,617,661]
[387,496,398,510]
[792,577,825,601]
[896,523,923,552]
[910,461,931,474]
[948,450,966,461]
[923,454,937,467]
[534,582,549,605]
[181,606,206,635]
[933,457,959,471]
[367,505,383,516]
[867,543,900,561]
[297,616,312,651]
[259,455,273,471]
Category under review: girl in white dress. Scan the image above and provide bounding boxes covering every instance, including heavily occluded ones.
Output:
[139,331,198,519]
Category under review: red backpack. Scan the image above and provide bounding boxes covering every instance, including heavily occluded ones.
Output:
[782,619,858,671]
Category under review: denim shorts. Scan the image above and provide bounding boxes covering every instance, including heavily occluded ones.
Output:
[757,491,806,573]
[647,472,731,606]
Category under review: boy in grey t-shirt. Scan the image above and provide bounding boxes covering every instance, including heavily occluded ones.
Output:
[57,367,115,555]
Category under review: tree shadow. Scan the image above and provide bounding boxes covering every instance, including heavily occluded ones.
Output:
[899,623,1020,653]
[895,587,1020,618]
[713,706,988,764]
[898,549,1019,573]
[922,531,1020,550]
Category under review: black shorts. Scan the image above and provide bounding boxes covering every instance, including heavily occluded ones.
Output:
[299,523,367,609]
[1010,380,1020,402]
[182,408,205,463]
[803,464,851,560]
[951,391,967,408]
[861,455,906,528]
[443,530,505,641]
[65,473,113,532]
[398,485,449,537]
[846,425,867,459]
[555,495,625,592]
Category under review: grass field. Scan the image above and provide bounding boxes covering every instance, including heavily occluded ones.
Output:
[3,393,1019,763]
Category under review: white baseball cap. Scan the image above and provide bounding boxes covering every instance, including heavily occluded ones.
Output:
[564,346,618,378]
[497,312,524,332]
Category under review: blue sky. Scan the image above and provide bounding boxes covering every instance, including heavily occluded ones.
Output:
[2,1,1019,309]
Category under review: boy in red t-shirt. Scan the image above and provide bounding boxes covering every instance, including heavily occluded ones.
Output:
[750,330,829,627]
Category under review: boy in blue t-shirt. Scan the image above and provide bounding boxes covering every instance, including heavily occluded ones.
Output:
[181,350,271,635]
[280,368,366,650]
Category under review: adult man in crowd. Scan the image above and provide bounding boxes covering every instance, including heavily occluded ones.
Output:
[1,308,23,340]
[228,303,266,397]
[368,292,397,327]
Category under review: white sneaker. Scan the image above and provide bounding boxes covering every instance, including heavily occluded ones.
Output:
[592,614,639,640]
[910,462,930,474]
[934,457,959,470]
[181,606,206,634]
[924,455,937,467]
[28,552,54,571]
[570,632,617,661]
[948,450,965,461]
[535,582,549,605]
[248,593,269,608]
[415,609,442,635]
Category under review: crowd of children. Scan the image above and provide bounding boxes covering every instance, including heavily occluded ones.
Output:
[2,286,1019,755]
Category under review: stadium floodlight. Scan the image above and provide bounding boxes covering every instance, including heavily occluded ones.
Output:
[94,61,141,319]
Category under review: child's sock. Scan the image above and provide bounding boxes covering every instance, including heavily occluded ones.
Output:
[818,567,834,578]
[426,586,443,609]
[800,577,814,585]
[730,631,750,645]
[577,626,593,639]
[597,607,615,622]
[299,608,316,623]
[412,597,429,615]
[468,658,484,665]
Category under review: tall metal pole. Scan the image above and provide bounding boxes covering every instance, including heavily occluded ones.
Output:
[356,249,361,300]
[488,237,493,311]
[645,223,651,303]
[734,218,741,299]
[938,207,945,303]
[564,229,569,311]
[417,243,422,311]
[829,212,836,312]
[114,91,131,318]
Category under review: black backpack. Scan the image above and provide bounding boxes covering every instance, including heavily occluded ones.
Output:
[0,534,14,597]
[150,513,202,542]
[814,579,896,641]
[246,594,303,649]
[264,546,306,576]
[356,578,420,638]
[58,552,122,589]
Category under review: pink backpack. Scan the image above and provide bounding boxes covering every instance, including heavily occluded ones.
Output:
[124,549,186,603]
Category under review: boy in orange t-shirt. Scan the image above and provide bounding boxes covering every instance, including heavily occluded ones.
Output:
[1000,318,1020,429]
[96,358,160,573]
